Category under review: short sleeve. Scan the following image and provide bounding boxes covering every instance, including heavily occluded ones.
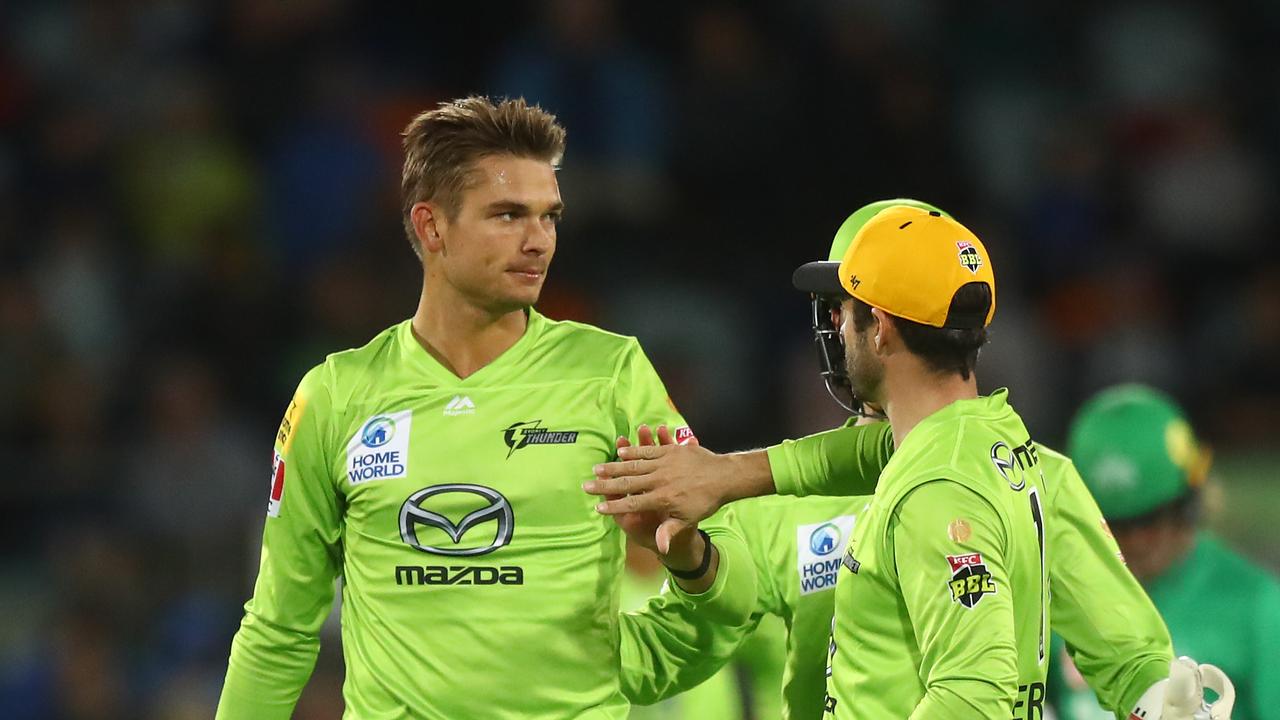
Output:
[766,421,893,497]
[612,340,696,448]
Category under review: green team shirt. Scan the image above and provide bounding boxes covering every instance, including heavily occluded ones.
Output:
[1051,532,1280,720]
[620,418,1171,719]
[216,310,756,719]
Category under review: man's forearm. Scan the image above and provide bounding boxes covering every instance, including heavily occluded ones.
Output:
[217,612,319,719]
[718,450,776,503]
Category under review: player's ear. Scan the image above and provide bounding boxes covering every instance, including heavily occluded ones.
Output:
[412,201,446,255]
[870,307,892,353]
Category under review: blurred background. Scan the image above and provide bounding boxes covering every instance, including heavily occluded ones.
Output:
[1,1,1277,718]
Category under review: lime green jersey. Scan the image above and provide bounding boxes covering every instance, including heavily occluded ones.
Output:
[216,310,756,719]
[620,416,1170,719]
[1051,532,1280,720]
[823,392,1052,718]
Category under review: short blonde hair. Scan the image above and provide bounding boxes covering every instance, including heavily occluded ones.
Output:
[400,96,566,258]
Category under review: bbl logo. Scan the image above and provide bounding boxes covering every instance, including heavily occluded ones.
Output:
[503,420,579,459]
[946,553,997,608]
[956,241,983,275]
[809,523,842,556]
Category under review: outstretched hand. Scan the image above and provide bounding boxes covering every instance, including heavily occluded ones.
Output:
[585,424,744,555]
[604,425,694,555]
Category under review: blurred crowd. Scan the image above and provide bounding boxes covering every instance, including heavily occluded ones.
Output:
[2,1,1277,718]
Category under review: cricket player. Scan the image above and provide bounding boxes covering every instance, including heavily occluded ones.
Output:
[215,96,754,719]
[593,204,1236,718]
[616,200,1172,720]
[1050,385,1278,720]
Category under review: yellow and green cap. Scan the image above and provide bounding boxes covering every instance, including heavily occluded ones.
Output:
[793,200,996,329]
[1067,384,1212,521]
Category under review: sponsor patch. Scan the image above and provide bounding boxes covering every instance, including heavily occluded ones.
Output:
[795,515,855,595]
[348,410,412,485]
[675,426,696,445]
[989,438,1040,491]
[268,451,285,517]
[503,420,579,459]
[946,552,997,609]
[275,395,306,451]
[957,240,983,274]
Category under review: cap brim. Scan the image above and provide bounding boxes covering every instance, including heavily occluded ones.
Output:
[792,261,847,295]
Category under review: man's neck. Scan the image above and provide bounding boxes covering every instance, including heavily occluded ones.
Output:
[410,281,529,380]
[882,362,979,449]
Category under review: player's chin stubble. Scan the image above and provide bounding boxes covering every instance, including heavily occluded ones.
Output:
[844,332,883,405]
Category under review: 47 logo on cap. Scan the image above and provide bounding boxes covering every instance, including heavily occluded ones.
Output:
[946,552,996,608]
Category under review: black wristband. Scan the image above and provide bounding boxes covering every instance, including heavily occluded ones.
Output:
[664,529,713,580]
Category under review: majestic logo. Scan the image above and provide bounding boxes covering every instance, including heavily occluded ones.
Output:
[956,241,983,274]
[399,484,514,556]
[809,523,842,556]
[443,395,476,417]
[503,421,579,459]
[267,451,285,518]
[946,552,997,609]
[990,438,1040,491]
[361,416,396,448]
[348,410,412,485]
[796,515,855,595]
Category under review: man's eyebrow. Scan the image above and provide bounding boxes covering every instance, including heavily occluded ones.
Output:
[483,200,530,213]
[483,200,565,214]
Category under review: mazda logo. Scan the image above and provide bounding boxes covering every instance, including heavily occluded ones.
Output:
[399,484,514,556]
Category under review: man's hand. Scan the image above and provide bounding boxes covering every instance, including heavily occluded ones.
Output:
[607,425,693,556]
[584,426,772,554]
[606,425,717,593]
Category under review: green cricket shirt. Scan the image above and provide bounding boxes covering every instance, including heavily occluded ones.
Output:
[620,416,1170,719]
[1050,532,1280,720]
[215,309,755,719]
[823,392,1051,718]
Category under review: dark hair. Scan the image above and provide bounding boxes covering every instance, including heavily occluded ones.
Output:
[851,282,991,380]
[400,96,567,258]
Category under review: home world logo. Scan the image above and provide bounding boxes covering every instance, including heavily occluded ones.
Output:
[795,515,856,595]
[347,410,412,485]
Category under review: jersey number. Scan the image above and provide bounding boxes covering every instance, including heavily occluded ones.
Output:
[1029,486,1046,664]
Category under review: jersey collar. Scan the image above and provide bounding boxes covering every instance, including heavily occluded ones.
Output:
[399,308,546,386]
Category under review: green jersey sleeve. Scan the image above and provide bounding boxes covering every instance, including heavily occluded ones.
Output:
[891,481,1018,718]
[617,505,769,705]
[1043,452,1172,716]
[217,366,344,719]
[612,339,696,446]
[611,340,755,619]
[766,421,894,497]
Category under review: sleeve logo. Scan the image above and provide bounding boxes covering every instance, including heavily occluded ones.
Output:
[267,451,285,517]
[276,395,305,452]
[675,426,696,445]
[946,552,996,608]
